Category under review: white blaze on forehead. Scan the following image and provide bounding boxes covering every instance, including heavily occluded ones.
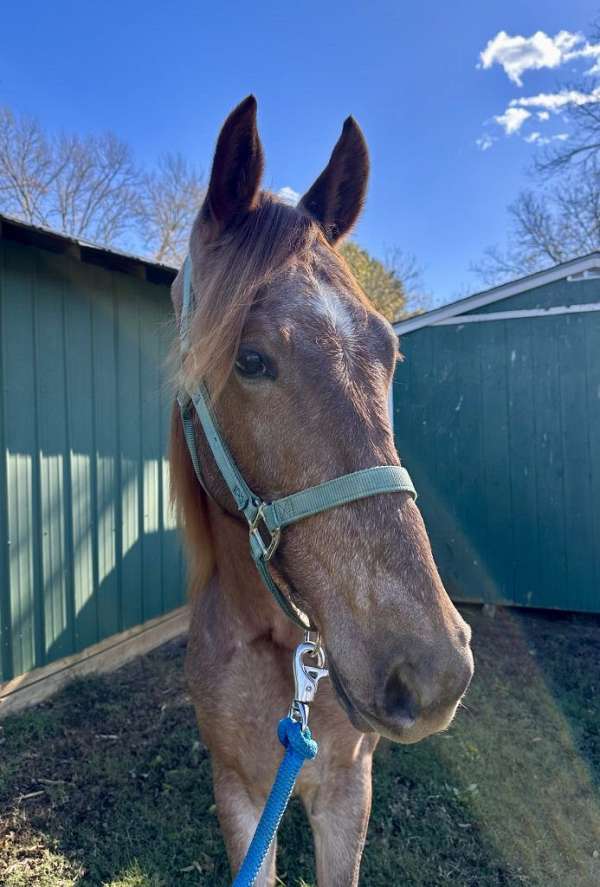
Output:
[311,281,356,340]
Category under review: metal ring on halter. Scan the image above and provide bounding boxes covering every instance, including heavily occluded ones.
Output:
[248,503,281,561]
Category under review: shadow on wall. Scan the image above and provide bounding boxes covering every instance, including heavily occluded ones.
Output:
[1,441,185,684]
[0,238,185,683]
[392,312,599,615]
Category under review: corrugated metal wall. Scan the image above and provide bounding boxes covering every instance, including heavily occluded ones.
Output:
[393,277,600,613]
[0,238,184,683]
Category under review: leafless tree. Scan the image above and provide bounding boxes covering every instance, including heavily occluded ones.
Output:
[0,107,58,225]
[383,246,434,313]
[534,23,600,178]
[473,20,600,286]
[473,166,600,285]
[51,132,139,244]
[535,87,600,178]
[0,106,139,245]
[135,153,205,266]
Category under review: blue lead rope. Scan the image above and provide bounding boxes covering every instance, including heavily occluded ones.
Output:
[232,717,318,886]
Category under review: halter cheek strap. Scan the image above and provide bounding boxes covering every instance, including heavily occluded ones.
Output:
[177,255,417,630]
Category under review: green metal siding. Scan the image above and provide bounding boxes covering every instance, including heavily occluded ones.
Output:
[0,239,184,682]
[394,280,600,613]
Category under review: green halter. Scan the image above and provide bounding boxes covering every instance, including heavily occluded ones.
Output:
[177,256,417,629]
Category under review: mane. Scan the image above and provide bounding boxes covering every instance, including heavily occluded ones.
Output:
[181,192,325,396]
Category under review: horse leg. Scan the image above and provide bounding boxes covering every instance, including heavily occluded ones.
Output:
[212,760,277,887]
[301,751,374,887]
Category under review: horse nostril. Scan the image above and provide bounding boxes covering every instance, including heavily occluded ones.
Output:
[383,669,420,726]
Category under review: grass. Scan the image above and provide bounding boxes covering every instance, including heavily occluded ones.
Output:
[1,605,599,886]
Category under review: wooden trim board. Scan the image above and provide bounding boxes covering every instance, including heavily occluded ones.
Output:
[393,253,600,335]
[434,302,600,325]
[0,606,190,718]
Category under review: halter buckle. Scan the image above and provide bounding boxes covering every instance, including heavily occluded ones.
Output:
[249,503,281,561]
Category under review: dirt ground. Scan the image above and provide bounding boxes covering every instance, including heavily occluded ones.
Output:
[1,604,599,886]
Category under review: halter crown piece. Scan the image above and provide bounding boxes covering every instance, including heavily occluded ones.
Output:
[176,255,417,630]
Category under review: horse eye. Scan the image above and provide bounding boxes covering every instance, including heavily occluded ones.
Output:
[235,349,271,378]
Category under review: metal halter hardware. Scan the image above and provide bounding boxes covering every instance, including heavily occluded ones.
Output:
[177,255,417,630]
[290,638,329,729]
[249,504,281,561]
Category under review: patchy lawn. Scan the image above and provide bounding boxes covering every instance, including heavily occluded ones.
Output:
[1,605,599,886]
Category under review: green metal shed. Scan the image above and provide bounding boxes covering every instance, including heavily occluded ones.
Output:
[392,254,600,614]
[0,215,185,687]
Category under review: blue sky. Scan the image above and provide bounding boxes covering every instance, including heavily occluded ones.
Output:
[0,1,596,302]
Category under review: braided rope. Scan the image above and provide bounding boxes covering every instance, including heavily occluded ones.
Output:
[232,717,318,886]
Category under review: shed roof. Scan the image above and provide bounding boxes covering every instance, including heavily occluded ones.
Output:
[0,213,178,286]
[393,252,600,335]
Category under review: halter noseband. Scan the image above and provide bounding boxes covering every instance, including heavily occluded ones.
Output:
[177,255,417,630]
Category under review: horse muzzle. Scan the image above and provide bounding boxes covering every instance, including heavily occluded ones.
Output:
[328,641,474,744]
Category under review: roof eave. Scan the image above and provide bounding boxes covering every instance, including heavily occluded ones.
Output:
[0,213,179,286]
[393,253,600,335]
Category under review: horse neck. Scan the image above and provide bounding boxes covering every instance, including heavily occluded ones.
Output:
[206,497,302,648]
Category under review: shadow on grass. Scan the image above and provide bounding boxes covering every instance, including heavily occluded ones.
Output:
[1,607,600,886]
[508,608,600,790]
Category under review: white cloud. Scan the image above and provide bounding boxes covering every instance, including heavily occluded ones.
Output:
[479,29,600,85]
[479,30,582,85]
[572,40,600,75]
[478,29,600,147]
[278,186,300,206]
[588,58,600,76]
[510,86,600,112]
[524,131,570,146]
[488,87,600,141]
[476,134,496,151]
[494,107,531,134]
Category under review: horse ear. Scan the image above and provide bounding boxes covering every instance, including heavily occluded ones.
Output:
[202,95,264,236]
[298,116,369,244]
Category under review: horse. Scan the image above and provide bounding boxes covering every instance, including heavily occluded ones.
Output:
[169,95,474,886]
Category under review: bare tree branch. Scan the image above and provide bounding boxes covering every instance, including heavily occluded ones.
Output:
[473,19,600,286]
[472,162,600,285]
[0,106,139,246]
[383,246,434,313]
[534,85,600,178]
[534,18,600,179]
[0,107,57,225]
[51,132,139,244]
[135,153,205,266]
